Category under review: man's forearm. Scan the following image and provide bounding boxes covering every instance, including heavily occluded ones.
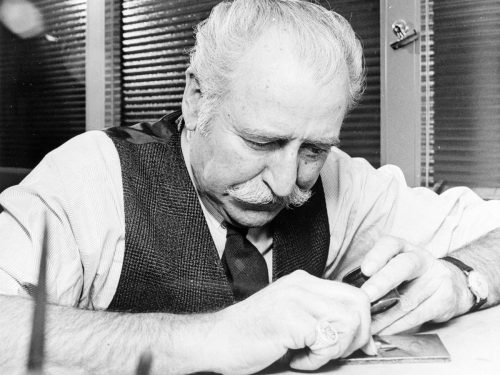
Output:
[0,294,216,374]
[445,227,500,310]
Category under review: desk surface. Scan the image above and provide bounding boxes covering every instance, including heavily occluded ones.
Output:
[267,305,500,375]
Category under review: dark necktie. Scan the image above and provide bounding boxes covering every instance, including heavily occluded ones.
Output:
[221,223,269,301]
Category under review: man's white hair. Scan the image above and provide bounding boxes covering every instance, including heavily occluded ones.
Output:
[189,0,365,130]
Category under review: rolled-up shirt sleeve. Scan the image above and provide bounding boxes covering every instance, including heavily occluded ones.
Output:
[0,131,125,310]
[389,171,500,254]
[322,148,500,279]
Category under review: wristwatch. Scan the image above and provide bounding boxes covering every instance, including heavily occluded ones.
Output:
[440,256,488,312]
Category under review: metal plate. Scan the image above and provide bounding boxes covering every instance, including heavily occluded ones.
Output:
[340,334,451,365]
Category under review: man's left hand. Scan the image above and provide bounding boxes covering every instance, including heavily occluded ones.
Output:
[359,236,473,334]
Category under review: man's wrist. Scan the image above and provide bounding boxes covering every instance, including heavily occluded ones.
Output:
[440,256,489,314]
[437,259,474,316]
[153,312,222,374]
[196,309,232,374]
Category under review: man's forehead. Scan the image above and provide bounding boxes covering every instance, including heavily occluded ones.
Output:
[228,59,348,123]
[226,29,349,118]
[231,26,348,87]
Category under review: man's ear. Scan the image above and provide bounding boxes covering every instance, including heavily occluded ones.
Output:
[182,68,202,131]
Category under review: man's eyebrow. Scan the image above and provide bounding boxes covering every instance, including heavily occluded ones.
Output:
[309,137,341,148]
[238,127,340,148]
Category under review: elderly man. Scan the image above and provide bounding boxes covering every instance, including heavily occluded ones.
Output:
[1,0,499,374]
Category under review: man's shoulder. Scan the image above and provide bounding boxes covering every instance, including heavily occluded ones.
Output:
[46,130,118,170]
[324,148,405,181]
[13,130,122,196]
[321,148,408,200]
[323,148,372,172]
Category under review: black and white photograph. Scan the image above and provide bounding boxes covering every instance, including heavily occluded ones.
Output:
[0,0,499,374]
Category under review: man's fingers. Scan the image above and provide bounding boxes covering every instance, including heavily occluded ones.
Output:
[361,251,428,302]
[242,271,373,372]
[289,343,342,370]
[290,297,371,371]
[371,275,442,334]
[342,300,372,357]
[361,236,406,276]
[377,288,450,335]
[290,316,358,371]
[360,336,378,356]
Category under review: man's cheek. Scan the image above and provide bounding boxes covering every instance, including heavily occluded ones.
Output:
[298,163,324,189]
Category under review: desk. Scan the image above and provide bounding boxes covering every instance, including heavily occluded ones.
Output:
[267,305,500,375]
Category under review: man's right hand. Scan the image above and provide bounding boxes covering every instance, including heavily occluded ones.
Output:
[0,273,372,375]
[205,270,373,374]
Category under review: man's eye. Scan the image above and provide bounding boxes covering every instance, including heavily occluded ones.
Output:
[245,139,276,150]
[302,145,329,158]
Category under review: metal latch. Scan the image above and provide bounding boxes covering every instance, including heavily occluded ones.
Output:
[391,19,419,50]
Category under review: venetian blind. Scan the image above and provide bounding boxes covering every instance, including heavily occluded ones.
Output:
[433,0,500,187]
[121,0,380,166]
[121,0,218,125]
[324,0,380,167]
[0,0,86,168]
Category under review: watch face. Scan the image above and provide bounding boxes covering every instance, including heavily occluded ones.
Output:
[468,271,489,300]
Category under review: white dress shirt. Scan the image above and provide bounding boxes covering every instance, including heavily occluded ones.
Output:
[1,129,499,310]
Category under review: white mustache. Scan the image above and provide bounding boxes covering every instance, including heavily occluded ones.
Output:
[226,178,312,208]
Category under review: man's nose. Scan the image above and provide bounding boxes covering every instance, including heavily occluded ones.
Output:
[262,147,299,197]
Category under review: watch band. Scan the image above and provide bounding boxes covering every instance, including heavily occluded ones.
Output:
[440,256,487,312]
[440,256,473,273]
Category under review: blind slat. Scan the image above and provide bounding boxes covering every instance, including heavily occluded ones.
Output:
[432,0,500,187]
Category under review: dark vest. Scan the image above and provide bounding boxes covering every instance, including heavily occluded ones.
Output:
[105,110,330,313]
